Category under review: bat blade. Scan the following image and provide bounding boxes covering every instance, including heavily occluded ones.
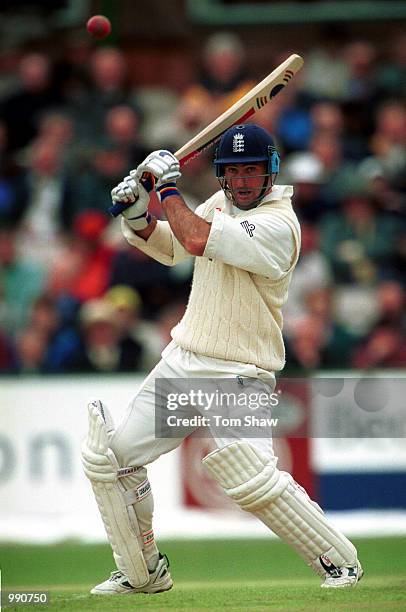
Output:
[176,53,304,166]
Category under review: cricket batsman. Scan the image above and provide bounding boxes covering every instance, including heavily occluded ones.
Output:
[81,124,363,594]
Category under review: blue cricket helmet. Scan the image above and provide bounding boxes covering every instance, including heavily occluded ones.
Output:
[214,124,280,177]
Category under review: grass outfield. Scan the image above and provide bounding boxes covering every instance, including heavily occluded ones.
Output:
[0,537,405,610]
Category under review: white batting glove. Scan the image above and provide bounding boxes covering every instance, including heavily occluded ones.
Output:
[134,150,181,187]
[111,177,150,230]
[111,174,139,204]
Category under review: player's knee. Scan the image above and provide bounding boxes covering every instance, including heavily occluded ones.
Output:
[202,441,290,513]
[109,434,135,469]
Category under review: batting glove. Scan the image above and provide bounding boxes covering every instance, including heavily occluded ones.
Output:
[111,174,139,204]
[134,150,181,187]
[111,177,151,230]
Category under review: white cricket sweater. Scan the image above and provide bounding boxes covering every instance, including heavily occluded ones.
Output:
[122,186,301,372]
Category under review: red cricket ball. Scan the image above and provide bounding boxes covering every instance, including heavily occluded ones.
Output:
[86,15,111,40]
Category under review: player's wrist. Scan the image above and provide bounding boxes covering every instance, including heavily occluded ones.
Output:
[125,211,152,231]
[140,174,155,192]
[157,182,180,202]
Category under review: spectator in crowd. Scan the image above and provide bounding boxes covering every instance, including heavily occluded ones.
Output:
[182,32,254,125]
[0,53,62,152]
[376,31,406,99]
[375,281,405,328]
[105,284,162,370]
[310,100,368,162]
[284,314,326,372]
[346,278,406,367]
[0,327,16,373]
[301,24,350,101]
[304,286,359,368]
[359,101,406,187]
[329,264,404,342]
[339,41,380,164]
[52,31,93,105]
[285,287,358,372]
[37,110,74,148]
[146,89,211,154]
[352,326,406,369]
[69,297,144,373]
[343,41,378,104]
[103,105,147,168]
[310,132,363,205]
[12,293,78,374]
[0,120,27,225]
[68,144,130,216]
[311,102,344,139]
[15,326,49,374]
[282,151,329,222]
[332,284,380,339]
[320,193,399,284]
[47,210,115,303]
[0,227,46,335]
[13,137,74,265]
[72,47,137,142]
[36,110,75,164]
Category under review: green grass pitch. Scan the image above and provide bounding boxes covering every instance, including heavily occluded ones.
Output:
[1,537,405,610]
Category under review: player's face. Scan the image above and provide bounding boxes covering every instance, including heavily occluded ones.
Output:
[224,162,269,209]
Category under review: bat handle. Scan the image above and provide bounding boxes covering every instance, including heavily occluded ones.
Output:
[108,173,155,218]
[108,201,130,217]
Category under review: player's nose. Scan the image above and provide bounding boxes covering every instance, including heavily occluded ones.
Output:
[233,175,246,187]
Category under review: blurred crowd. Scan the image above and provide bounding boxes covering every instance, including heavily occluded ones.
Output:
[0,28,405,375]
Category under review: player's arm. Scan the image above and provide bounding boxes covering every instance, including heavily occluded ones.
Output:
[204,208,297,279]
[135,150,211,256]
[111,174,191,266]
[159,193,210,256]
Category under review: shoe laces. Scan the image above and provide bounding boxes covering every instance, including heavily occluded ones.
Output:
[328,567,343,579]
[109,570,124,582]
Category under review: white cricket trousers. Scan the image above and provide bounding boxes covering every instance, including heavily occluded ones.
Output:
[110,340,276,467]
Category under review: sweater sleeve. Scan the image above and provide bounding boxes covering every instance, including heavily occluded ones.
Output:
[203,205,296,279]
[121,201,207,267]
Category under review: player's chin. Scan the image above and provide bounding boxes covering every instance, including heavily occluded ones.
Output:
[234,191,258,209]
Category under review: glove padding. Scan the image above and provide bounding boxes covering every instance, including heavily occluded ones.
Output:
[135,150,181,187]
[111,177,150,230]
[111,174,139,204]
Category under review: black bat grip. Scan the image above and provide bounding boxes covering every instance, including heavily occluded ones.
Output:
[108,200,130,217]
[108,173,155,218]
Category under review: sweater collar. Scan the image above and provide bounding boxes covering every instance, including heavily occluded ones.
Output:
[259,184,294,205]
[219,184,293,216]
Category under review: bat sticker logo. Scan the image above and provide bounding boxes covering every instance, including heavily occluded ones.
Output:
[256,95,268,109]
[283,69,294,83]
[270,84,284,98]
[270,69,295,99]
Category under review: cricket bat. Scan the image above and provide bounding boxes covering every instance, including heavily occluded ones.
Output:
[110,53,304,217]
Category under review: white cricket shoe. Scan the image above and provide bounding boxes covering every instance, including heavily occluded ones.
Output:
[320,557,364,588]
[90,553,173,595]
